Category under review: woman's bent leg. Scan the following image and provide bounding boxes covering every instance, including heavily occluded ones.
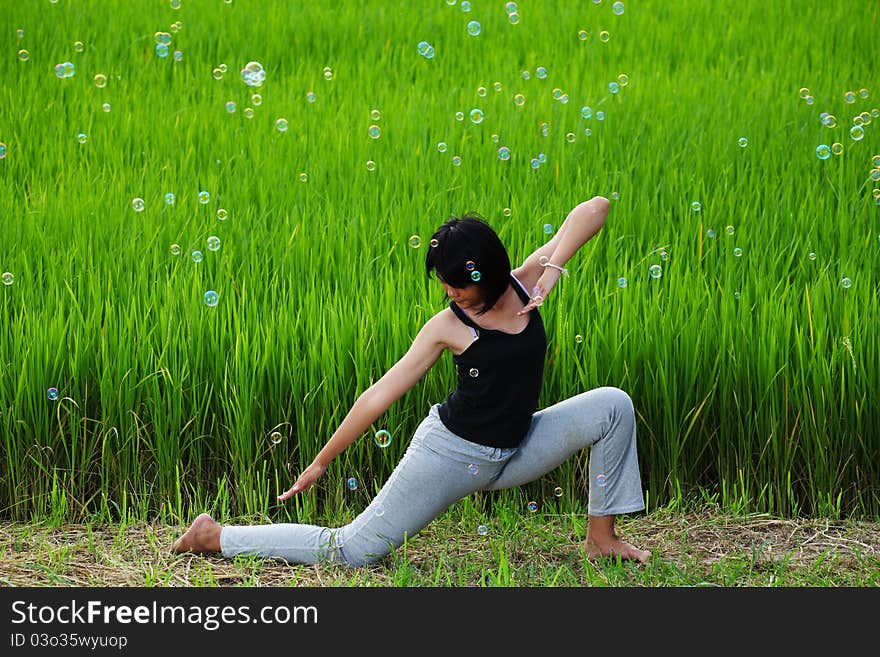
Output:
[484,386,645,517]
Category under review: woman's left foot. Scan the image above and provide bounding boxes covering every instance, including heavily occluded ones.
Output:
[584,536,651,564]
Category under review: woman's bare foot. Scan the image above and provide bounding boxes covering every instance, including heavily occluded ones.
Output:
[584,536,652,564]
[583,514,651,564]
[171,513,222,555]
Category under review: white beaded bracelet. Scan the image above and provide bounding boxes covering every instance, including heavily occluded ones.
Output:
[541,261,569,276]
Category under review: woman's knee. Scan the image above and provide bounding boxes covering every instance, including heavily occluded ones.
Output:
[596,386,635,422]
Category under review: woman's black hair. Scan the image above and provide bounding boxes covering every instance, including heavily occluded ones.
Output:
[425,213,511,315]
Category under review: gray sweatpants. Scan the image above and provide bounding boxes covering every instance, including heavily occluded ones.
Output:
[220,386,645,567]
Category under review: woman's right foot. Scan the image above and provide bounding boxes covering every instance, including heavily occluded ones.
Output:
[171,513,222,555]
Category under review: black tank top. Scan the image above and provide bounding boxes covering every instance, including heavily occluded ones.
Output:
[438,273,547,448]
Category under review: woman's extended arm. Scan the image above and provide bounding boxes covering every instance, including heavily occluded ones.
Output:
[277,311,448,500]
[514,195,610,314]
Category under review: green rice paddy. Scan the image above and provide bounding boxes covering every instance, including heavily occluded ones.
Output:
[1,0,878,527]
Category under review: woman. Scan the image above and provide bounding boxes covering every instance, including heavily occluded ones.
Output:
[172,196,651,565]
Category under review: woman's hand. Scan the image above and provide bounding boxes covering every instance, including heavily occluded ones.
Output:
[517,265,563,315]
[277,461,327,501]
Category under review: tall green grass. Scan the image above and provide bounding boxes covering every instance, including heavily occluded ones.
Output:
[0,0,877,523]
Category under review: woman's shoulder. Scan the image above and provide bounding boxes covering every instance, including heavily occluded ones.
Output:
[422,307,476,355]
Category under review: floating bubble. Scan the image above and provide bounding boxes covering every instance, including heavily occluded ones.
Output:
[798,87,810,99]
[530,158,540,169]
[55,61,75,78]
[707,228,715,238]
[244,107,254,119]
[612,1,625,14]
[469,367,479,377]
[844,91,856,104]
[170,244,181,256]
[498,146,511,160]
[212,68,224,80]
[374,429,392,448]
[132,197,145,212]
[536,66,547,79]
[467,20,481,36]
[366,160,376,171]
[2,272,13,285]
[649,264,662,279]
[581,106,593,119]
[540,122,549,136]
[596,110,605,120]
[164,193,176,205]
[493,82,502,92]
[18,49,29,62]
[299,172,308,182]
[805,95,814,105]
[617,276,628,288]
[191,250,203,263]
[409,235,421,248]
[467,463,479,475]
[596,474,607,487]
[460,0,471,10]
[599,30,610,42]
[840,277,851,289]
[578,29,588,40]
[584,128,592,136]
[469,108,484,124]
[323,67,333,80]
[832,143,843,155]
[823,114,837,128]
[251,93,262,106]
[660,249,669,261]
[347,477,358,490]
[806,252,815,260]
[102,103,111,112]
[430,238,440,247]
[816,144,831,159]
[543,223,553,235]
[47,387,59,400]
[560,94,569,104]
[437,141,448,153]
[618,73,629,86]
[691,201,702,212]
[514,93,525,106]
[871,169,880,181]
[522,70,531,80]
[452,155,462,166]
[16,28,23,38]
[733,247,743,257]
[527,500,538,512]
[154,32,172,45]
[860,112,872,125]
[173,50,183,62]
[77,133,87,144]
[241,61,266,87]
[204,290,219,307]
[850,126,864,141]
[508,12,520,24]
[371,108,381,121]
[853,116,864,127]
[609,81,620,94]
[491,134,499,142]
[575,334,583,344]
[455,111,464,121]
[374,504,385,517]
[275,117,288,132]
[872,189,880,199]
[470,270,481,281]
[872,109,880,118]
[738,137,748,148]
[207,236,221,252]
[156,44,169,58]
[198,191,210,204]
[552,87,562,100]
[216,208,228,220]
[859,88,869,99]
[170,0,181,8]
[477,524,489,536]
[554,486,563,497]
[566,132,575,143]
[873,155,880,167]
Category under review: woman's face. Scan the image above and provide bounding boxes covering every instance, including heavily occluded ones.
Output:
[438,277,483,310]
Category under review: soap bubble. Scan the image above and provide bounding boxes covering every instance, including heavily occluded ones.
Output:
[241,61,266,87]
[498,146,511,160]
[612,1,625,14]
[467,21,481,36]
[373,429,392,448]
[198,191,210,204]
[204,290,219,307]
[132,197,145,212]
[2,272,13,286]
[816,144,831,159]
[477,524,489,536]
[649,264,662,279]
[207,236,221,252]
